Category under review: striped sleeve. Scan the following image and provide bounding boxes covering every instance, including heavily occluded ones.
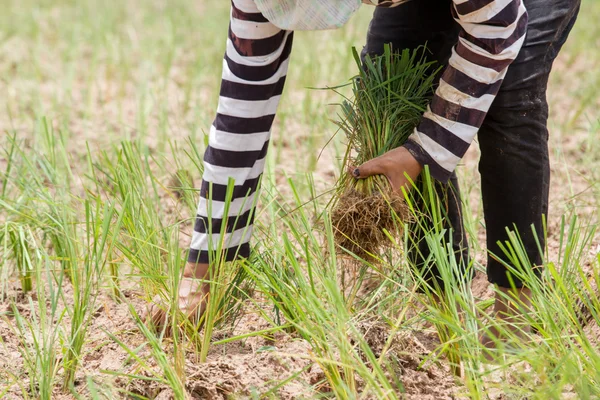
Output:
[188,0,293,264]
[403,0,528,183]
[362,0,410,6]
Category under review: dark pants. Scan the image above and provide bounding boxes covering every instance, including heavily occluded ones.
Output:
[362,0,580,288]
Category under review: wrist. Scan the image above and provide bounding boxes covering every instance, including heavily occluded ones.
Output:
[401,144,423,179]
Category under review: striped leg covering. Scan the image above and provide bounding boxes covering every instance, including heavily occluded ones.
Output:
[188,0,294,264]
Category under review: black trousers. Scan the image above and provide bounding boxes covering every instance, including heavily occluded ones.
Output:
[362,0,581,288]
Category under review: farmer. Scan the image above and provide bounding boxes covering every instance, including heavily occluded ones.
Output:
[146,0,580,345]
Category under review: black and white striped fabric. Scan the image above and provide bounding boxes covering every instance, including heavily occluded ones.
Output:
[189,0,528,264]
[188,0,293,264]
[403,0,528,182]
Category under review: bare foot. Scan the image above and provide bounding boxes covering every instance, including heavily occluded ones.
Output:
[349,146,423,193]
[480,286,532,355]
[143,262,210,334]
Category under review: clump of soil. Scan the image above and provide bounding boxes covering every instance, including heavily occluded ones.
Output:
[331,188,409,259]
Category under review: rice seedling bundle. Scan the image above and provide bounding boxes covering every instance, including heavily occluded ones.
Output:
[331,45,439,258]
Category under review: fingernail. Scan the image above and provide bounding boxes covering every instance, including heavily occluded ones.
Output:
[353,168,360,177]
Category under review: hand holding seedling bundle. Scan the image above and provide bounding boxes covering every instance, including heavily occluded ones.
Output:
[331,45,439,258]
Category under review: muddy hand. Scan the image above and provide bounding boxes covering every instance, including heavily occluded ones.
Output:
[349,146,423,193]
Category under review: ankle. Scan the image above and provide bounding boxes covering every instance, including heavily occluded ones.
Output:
[493,286,533,337]
[184,262,210,280]
[480,287,533,349]
[178,264,210,313]
[495,286,532,316]
[179,263,210,303]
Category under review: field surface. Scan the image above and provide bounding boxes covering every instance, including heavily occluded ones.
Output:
[1,1,599,399]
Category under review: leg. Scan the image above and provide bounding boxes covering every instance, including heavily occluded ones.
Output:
[478,0,580,348]
[189,0,293,266]
[479,0,581,289]
[362,0,459,67]
[147,0,293,329]
[408,174,470,289]
[362,0,470,290]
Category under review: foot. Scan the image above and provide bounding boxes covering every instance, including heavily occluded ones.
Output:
[143,262,210,333]
[349,146,422,193]
[480,286,532,351]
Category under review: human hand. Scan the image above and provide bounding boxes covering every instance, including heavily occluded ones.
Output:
[348,146,423,193]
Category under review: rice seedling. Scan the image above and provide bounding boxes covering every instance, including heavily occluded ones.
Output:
[88,139,251,367]
[331,45,439,258]
[7,238,62,400]
[62,196,124,391]
[99,142,170,299]
[0,0,598,398]
[410,206,600,396]
[2,223,35,293]
[247,178,410,398]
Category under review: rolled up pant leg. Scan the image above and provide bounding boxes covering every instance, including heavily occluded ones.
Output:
[188,0,293,264]
[479,0,581,287]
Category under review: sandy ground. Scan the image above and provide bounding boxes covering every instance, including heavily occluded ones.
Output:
[1,21,599,398]
[0,262,460,399]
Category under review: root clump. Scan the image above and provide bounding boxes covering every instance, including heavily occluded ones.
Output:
[331,188,408,259]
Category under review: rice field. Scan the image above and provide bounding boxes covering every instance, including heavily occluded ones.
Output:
[1,0,599,399]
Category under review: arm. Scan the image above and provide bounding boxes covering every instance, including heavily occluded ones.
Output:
[402,0,529,183]
[189,0,293,264]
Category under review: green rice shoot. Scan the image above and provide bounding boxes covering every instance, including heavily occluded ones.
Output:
[331,45,439,257]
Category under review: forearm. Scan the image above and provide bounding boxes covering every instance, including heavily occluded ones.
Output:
[405,0,528,183]
[189,0,293,263]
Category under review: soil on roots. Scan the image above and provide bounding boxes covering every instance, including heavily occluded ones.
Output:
[331,188,409,259]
